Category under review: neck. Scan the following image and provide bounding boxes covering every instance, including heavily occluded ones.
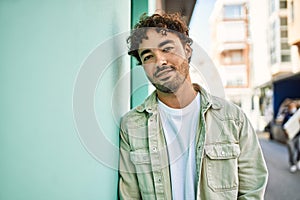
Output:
[157,81,196,109]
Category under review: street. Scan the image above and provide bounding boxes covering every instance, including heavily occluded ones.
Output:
[258,133,300,200]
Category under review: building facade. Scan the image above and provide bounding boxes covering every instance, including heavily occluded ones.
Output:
[210,0,252,117]
[259,0,300,122]
[210,0,300,131]
[268,0,296,76]
[288,0,300,63]
[251,0,300,134]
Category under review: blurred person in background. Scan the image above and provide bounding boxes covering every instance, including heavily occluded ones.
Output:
[282,102,300,173]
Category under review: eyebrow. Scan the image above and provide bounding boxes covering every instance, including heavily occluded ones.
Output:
[140,40,175,58]
[140,49,152,58]
[158,40,175,48]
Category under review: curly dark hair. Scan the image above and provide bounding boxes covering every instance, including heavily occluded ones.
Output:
[127,13,193,65]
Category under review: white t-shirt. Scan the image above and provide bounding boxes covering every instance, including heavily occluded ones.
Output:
[158,93,200,200]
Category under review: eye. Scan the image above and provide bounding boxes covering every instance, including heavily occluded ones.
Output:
[162,46,173,53]
[143,55,153,62]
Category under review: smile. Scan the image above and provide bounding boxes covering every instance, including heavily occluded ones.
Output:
[154,67,175,80]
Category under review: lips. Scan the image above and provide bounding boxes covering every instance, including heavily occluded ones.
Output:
[154,66,175,79]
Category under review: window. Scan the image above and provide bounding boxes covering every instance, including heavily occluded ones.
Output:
[280,0,287,8]
[224,5,243,19]
[269,0,275,14]
[271,53,277,65]
[281,42,290,50]
[227,79,245,87]
[280,17,287,26]
[224,65,247,87]
[231,50,243,63]
[290,1,295,22]
[281,55,290,62]
[222,50,244,64]
[281,30,288,37]
[279,16,290,63]
[269,21,278,65]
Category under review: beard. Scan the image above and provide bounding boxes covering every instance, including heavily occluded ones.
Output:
[152,74,185,93]
[149,60,189,93]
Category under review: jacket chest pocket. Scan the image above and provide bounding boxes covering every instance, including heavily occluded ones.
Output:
[204,143,240,192]
[130,150,155,195]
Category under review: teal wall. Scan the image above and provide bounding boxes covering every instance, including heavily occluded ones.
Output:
[130,0,149,108]
[0,0,130,199]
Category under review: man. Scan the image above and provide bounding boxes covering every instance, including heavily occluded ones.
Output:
[282,102,300,173]
[119,13,268,199]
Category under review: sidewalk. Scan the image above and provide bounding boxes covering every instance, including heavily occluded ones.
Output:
[258,132,300,200]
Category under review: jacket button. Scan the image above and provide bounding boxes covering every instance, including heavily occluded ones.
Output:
[152,147,157,152]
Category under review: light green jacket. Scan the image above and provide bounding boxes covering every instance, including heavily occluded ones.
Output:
[119,84,268,200]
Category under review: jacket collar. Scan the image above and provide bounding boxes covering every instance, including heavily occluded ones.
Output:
[135,83,223,113]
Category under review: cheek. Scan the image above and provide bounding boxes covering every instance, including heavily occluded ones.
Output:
[143,65,155,76]
[167,52,187,65]
[173,57,188,69]
[178,59,189,74]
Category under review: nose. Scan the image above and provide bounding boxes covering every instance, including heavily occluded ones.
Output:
[155,51,167,67]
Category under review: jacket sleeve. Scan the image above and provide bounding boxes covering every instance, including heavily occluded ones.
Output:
[237,112,268,199]
[119,118,141,200]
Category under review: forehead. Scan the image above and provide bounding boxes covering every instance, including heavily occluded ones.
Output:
[138,29,181,50]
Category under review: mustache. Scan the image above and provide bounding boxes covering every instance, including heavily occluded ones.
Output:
[154,66,175,77]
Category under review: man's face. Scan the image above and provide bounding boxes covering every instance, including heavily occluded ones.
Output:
[138,29,192,93]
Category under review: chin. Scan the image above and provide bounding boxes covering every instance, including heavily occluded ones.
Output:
[154,82,180,93]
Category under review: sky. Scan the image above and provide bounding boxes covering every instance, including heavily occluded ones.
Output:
[189,0,216,52]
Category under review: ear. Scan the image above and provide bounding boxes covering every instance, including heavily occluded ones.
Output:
[185,44,192,61]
